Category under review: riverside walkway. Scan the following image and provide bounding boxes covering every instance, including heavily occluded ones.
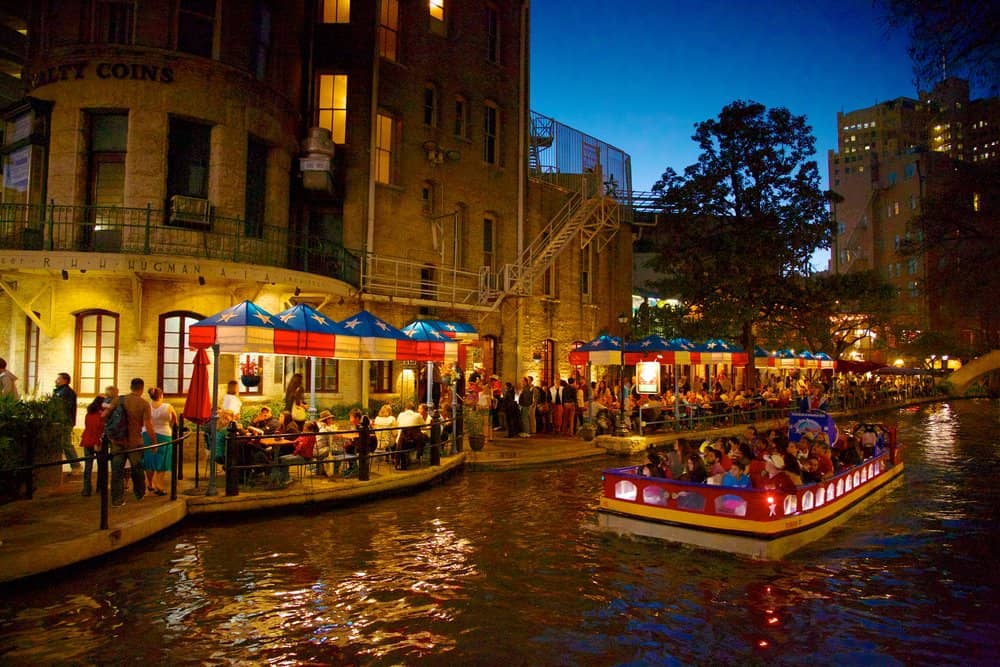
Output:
[0,398,937,585]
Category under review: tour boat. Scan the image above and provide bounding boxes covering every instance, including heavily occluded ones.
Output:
[595,414,904,559]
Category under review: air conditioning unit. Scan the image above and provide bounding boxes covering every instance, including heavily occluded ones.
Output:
[169,195,211,227]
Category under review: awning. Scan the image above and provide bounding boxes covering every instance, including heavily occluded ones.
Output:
[410,319,479,342]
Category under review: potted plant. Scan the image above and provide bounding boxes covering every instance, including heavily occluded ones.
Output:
[463,406,487,451]
[240,356,261,388]
[578,418,597,442]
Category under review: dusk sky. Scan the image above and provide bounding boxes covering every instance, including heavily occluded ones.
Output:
[530,0,918,268]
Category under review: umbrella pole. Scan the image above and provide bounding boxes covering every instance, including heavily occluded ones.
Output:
[194,423,200,488]
[206,343,220,496]
[309,356,318,420]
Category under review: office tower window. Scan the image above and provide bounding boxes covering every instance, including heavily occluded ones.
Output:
[379,0,399,62]
[177,0,216,58]
[317,74,348,144]
[75,310,119,396]
[321,0,350,22]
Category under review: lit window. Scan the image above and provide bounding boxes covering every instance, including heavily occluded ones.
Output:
[24,314,40,395]
[483,102,498,164]
[321,0,350,23]
[317,74,348,144]
[429,0,445,35]
[973,192,980,212]
[375,113,394,184]
[75,310,119,396]
[158,312,202,396]
[370,361,393,393]
[379,0,399,61]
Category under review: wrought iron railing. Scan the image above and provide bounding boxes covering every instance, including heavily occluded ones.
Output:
[0,202,360,286]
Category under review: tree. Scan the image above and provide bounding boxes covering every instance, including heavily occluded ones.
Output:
[647,101,833,385]
[760,272,898,360]
[898,157,1000,353]
[880,0,1000,95]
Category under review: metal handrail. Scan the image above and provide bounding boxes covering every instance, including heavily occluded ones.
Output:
[0,202,361,286]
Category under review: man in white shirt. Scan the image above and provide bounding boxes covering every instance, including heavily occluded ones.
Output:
[395,403,429,469]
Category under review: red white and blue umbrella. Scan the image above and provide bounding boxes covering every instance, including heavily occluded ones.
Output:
[333,310,416,360]
[273,303,342,358]
[568,334,624,366]
[188,301,297,353]
[401,320,463,363]
[416,319,479,342]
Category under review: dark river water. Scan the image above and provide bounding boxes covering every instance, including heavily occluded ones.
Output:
[1,400,998,665]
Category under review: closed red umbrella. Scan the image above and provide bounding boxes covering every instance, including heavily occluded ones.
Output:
[183,348,212,487]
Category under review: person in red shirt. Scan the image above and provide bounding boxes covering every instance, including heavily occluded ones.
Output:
[812,440,835,480]
[271,421,317,487]
[79,395,106,497]
[762,454,797,494]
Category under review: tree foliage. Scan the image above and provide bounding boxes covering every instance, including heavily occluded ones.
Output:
[646,101,833,382]
[758,272,898,359]
[880,0,1000,95]
[898,158,1000,351]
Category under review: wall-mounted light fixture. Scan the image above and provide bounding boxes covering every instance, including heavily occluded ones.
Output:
[422,140,460,165]
[61,270,69,281]
[198,275,206,286]
[294,286,301,296]
[531,349,542,362]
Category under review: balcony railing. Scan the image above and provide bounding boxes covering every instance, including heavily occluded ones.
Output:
[0,202,360,286]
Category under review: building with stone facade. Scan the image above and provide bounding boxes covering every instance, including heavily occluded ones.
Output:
[828,77,998,358]
[0,1,634,424]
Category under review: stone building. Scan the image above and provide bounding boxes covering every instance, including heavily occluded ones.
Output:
[828,77,998,357]
[0,1,634,423]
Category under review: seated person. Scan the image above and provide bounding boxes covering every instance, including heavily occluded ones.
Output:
[680,454,708,484]
[638,451,666,478]
[761,454,797,493]
[340,408,375,477]
[721,460,751,488]
[395,403,429,469]
[800,456,823,485]
[703,448,726,477]
[271,421,317,487]
[247,406,280,435]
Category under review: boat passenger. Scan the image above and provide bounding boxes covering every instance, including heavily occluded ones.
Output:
[721,460,751,488]
[761,454,797,494]
[639,451,666,478]
[680,454,708,484]
[703,448,725,477]
[800,457,823,485]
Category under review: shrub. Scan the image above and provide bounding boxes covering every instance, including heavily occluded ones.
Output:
[0,395,70,501]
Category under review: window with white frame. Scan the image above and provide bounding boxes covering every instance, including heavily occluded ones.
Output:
[158,312,202,396]
[75,310,119,396]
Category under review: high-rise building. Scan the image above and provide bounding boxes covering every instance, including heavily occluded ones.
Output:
[828,78,998,356]
[0,1,634,415]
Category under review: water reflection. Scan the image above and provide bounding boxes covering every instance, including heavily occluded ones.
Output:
[1,401,999,664]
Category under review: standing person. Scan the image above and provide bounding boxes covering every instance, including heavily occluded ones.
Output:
[0,358,19,399]
[502,382,518,437]
[221,380,242,417]
[53,372,81,473]
[110,378,155,507]
[283,372,305,413]
[550,380,565,437]
[561,378,577,436]
[517,377,534,438]
[141,387,178,496]
[79,395,106,496]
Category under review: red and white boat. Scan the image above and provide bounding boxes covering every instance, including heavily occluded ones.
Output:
[595,415,904,559]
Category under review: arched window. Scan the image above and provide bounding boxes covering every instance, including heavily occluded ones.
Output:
[74,309,119,396]
[158,311,203,396]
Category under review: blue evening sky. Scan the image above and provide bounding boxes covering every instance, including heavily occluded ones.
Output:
[530,0,917,269]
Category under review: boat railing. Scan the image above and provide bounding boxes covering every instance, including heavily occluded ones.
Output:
[601,452,894,523]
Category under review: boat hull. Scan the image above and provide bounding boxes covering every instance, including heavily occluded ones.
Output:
[596,462,905,559]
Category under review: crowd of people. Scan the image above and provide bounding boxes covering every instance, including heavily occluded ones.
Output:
[635,422,888,493]
[215,401,436,488]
